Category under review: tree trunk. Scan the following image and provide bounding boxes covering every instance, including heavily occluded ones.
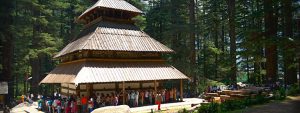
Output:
[264,0,278,84]
[0,0,14,106]
[30,2,41,94]
[246,57,250,82]
[1,35,14,105]
[30,58,41,94]
[214,21,219,79]
[283,0,297,85]
[189,0,196,85]
[228,0,237,84]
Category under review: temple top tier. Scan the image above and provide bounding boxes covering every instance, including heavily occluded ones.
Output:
[54,0,174,61]
[76,0,142,24]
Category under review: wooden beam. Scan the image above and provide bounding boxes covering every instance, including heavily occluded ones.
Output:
[180,79,183,101]
[122,81,125,105]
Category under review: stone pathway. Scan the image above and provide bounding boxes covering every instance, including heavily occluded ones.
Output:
[241,95,300,113]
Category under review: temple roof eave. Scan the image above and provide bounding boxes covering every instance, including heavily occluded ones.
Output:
[53,49,175,59]
[40,60,189,85]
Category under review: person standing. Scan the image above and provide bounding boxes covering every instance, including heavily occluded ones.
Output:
[145,90,149,105]
[101,93,105,107]
[162,90,166,103]
[96,93,101,108]
[173,88,177,102]
[105,94,110,106]
[76,95,81,113]
[88,98,94,113]
[130,92,135,107]
[140,91,144,106]
[46,98,53,113]
[149,91,152,105]
[31,93,34,100]
[52,98,57,113]
[110,93,115,106]
[56,98,62,113]
[176,90,180,101]
[127,91,130,105]
[135,91,139,107]
[169,89,173,102]
[70,99,77,113]
[65,99,70,113]
[81,95,88,113]
[166,90,170,103]
[114,94,119,106]
[21,95,25,103]
[155,93,162,110]
[37,98,43,111]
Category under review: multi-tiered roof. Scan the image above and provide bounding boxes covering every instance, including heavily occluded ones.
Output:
[41,0,188,85]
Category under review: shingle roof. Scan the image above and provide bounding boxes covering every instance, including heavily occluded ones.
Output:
[54,21,174,58]
[78,0,142,20]
[40,60,189,85]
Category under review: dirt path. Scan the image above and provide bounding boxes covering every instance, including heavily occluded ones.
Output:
[241,96,300,113]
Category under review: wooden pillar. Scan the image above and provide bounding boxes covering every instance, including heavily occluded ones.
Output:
[86,84,91,98]
[86,84,89,98]
[67,84,70,96]
[122,81,125,105]
[139,82,143,89]
[76,84,80,96]
[154,80,157,94]
[180,79,183,101]
[90,84,93,97]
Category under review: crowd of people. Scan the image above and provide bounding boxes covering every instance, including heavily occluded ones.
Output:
[122,88,181,107]
[24,88,181,113]
[35,93,118,113]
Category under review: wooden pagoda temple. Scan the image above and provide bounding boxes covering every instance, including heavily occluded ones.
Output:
[40,0,189,103]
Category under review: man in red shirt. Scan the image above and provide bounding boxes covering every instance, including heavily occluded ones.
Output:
[155,93,162,110]
[81,95,88,113]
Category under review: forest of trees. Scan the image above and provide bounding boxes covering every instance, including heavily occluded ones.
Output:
[0,0,300,102]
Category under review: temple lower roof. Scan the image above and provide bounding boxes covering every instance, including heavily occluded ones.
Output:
[40,59,189,85]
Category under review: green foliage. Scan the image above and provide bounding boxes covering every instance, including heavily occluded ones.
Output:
[195,95,270,113]
[133,15,146,30]
[197,102,220,113]
[7,0,91,94]
[179,108,189,113]
[287,84,300,96]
